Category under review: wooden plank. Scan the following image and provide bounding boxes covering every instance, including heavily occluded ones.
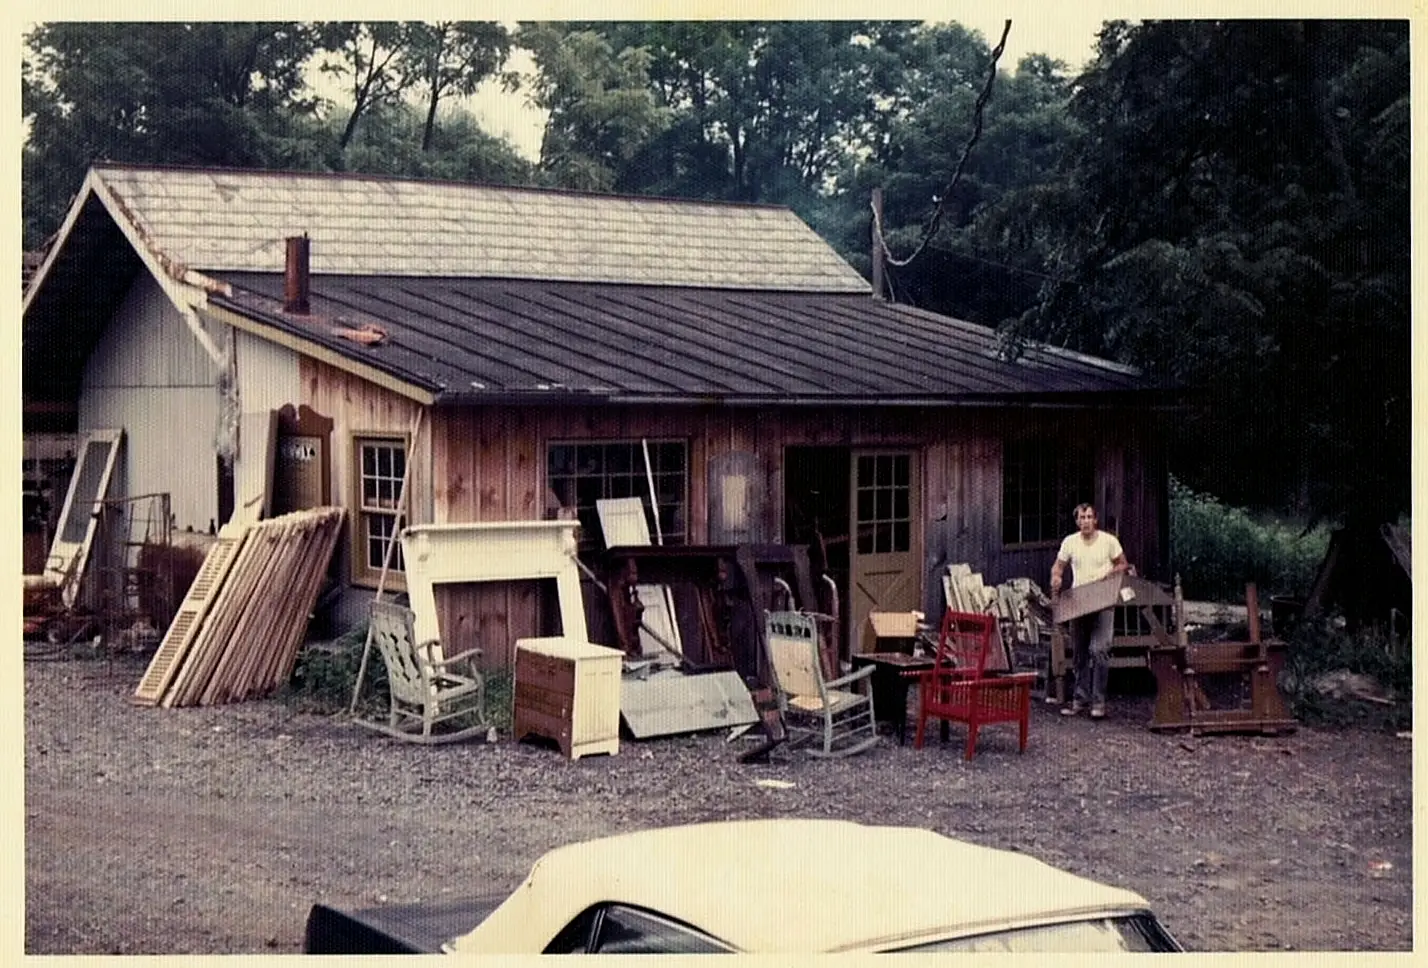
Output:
[161,526,270,707]
[132,527,249,705]
[243,508,338,698]
[186,517,295,706]
[270,509,347,690]
[245,512,332,697]
[212,514,315,703]
[177,513,300,706]
[241,508,341,700]
[253,509,341,696]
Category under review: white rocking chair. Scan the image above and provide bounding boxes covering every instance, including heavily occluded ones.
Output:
[357,601,489,744]
[765,610,879,757]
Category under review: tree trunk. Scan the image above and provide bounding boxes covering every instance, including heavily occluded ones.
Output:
[339,93,366,150]
[422,85,440,152]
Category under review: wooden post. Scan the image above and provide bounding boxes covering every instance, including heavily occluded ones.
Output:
[348,407,425,715]
[871,187,886,301]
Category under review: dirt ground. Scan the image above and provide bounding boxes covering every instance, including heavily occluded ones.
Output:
[24,651,1412,954]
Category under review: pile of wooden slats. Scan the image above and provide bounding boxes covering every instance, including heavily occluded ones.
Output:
[941,564,1052,650]
[132,507,345,708]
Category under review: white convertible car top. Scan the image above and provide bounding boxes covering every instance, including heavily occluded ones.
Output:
[447,818,1153,953]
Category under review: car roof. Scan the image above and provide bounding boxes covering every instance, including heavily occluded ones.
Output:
[447,819,1153,953]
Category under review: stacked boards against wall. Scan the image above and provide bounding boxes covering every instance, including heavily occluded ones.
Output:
[132,507,345,707]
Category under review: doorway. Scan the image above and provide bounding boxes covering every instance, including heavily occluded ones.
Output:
[784,446,922,660]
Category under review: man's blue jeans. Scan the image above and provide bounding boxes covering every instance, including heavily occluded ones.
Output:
[1070,608,1115,706]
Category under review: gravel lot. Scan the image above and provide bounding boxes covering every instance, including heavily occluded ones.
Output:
[25,651,1412,954]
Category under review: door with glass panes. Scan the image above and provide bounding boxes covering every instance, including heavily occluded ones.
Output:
[848,450,921,654]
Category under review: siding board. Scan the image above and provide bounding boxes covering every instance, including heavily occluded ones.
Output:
[78,273,223,532]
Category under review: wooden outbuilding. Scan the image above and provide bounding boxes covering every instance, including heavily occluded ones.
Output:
[23,163,1179,667]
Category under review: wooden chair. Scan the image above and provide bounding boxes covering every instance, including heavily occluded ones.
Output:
[765,610,879,758]
[911,609,1035,760]
[357,601,489,744]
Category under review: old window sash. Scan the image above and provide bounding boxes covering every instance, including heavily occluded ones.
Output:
[546,440,688,552]
[1001,435,1095,547]
[351,433,408,588]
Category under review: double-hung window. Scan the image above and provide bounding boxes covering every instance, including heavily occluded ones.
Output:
[1002,436,1094,546]
[352,434,406,586]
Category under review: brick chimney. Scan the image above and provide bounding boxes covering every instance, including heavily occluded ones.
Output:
[284,234,310,314]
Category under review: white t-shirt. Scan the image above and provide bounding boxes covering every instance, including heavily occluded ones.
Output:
[1056,530,1124,587]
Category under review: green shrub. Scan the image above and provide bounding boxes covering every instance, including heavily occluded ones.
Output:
[484,670,514,732]
[1279,614,1411,731]
[285,623,390,714]
[1169,477,1330,601]
[285,625,515,732]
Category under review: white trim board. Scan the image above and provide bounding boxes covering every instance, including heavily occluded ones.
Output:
[399,521,587,651]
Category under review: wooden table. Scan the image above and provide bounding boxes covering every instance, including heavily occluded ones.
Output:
[850,652,935,745]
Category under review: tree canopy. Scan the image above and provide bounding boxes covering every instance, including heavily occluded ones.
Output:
[21,19,1411,532]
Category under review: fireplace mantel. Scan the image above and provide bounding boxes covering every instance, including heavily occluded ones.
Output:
[399,520,587,649]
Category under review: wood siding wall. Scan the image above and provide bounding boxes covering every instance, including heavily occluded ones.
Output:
[297,357,430,594]
[79,274,222,532]
[297,358,1168,669]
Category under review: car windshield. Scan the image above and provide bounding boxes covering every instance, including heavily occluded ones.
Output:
[891,914,1179,953]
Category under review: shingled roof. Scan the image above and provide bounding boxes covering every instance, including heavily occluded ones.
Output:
[80,163,868,291]
[24,163,1174,407]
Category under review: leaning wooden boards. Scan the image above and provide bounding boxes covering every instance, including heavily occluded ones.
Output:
[132,507,345,707]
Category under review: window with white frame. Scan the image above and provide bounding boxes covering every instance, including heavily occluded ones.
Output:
[353,435,407,586]
[547,440,687,551]
[1001,436,1095,546]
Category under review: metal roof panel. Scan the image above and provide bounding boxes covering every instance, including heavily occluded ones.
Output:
[208,274,1168,403]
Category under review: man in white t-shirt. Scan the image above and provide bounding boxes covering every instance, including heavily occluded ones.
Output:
[1049,503,1133,719]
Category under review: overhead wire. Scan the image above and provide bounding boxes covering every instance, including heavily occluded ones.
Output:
[872,19,1013,273]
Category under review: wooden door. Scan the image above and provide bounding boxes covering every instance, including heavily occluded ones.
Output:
[848,450,921,654]
[47,428,124,607]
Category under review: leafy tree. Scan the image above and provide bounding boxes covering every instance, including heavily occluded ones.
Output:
[1002,20,1410,530]
[314,22,411,150]
[824,25,1067,323]
[23,22,325,246]
[334,101,535,184]
[518,24,671,191]
[400,22,512,152]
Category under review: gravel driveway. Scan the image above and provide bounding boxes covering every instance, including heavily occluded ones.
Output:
[25,653,1411,954]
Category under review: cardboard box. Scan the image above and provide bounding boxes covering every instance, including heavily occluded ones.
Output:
[1052,574,1138,624]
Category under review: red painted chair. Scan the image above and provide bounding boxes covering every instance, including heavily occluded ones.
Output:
[911,610,1035,760]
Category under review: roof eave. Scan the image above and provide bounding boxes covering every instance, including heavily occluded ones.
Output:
[201,298,438,406]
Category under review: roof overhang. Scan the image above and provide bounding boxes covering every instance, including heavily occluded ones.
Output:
[198,300,437,407]
[25,169,230,367]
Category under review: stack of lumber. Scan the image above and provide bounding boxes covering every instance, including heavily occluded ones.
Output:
[132,507,345,708]
[942,563,996,613]
[941,564,1051,649]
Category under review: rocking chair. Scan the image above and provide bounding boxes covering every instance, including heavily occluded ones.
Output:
[357,601,489,744]
[911,609,1035,760]
[765,610,878,757]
